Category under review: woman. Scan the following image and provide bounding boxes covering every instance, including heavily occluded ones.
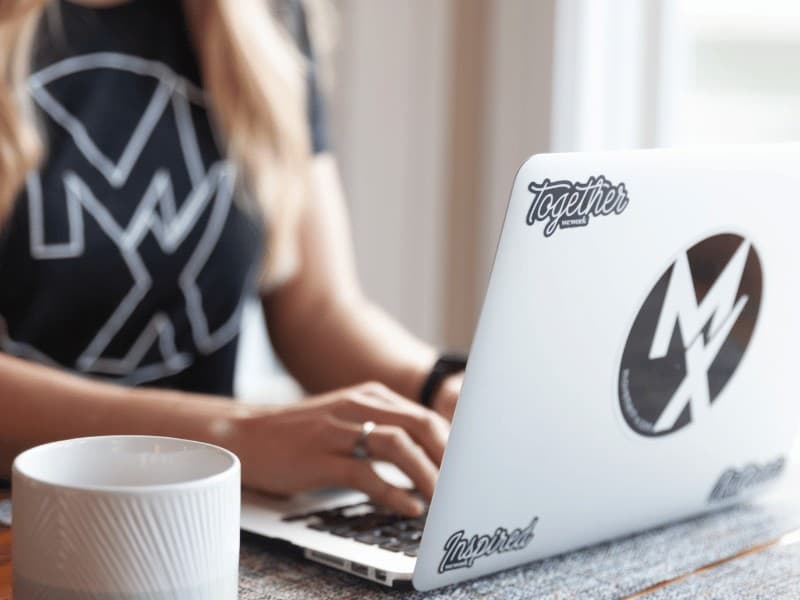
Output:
[0,0,464,518]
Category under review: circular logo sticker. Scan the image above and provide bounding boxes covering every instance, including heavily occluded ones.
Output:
[619,233,762,437]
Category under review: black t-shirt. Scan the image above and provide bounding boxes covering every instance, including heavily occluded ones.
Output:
[0,0,327,395]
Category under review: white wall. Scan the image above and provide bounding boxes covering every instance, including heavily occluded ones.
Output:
[329,0,452,346]
[329,0,560,348]
[478,0,558,293]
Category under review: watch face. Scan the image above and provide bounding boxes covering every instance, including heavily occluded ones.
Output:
[440,356,468,372]
[421,356,467,407]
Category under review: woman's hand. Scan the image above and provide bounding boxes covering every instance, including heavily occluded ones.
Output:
[430,373,464,421]
[233,382,449,517]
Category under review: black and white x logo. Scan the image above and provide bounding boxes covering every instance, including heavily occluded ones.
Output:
[619,234,762,436]
[0,53,251,385]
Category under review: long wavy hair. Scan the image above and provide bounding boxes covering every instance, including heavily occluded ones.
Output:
[0,0,314,285]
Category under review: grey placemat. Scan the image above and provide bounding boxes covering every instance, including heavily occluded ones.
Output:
[645,541,800,600]
[3,496,798,597]
[238,501,800,600]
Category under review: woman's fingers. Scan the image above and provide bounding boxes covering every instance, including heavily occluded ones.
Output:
[328,387,449,465]
[368,425,438,499]
[362,383,452,450]
[429,374,462,421]
[327,457,425,517]
[360,382,452,430]
[327,419,438,500]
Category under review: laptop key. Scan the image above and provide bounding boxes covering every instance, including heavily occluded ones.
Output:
[308,519,346,532]
[298,501,428,552]
[330,526,363,538]
[284,502,371,523]
[397,530,422,543]
[379,540,408,552]
[355,532,397,545]
[378,526,402,538]
[405,518,425,531]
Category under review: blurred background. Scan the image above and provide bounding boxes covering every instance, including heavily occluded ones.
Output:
[238,0,800,398]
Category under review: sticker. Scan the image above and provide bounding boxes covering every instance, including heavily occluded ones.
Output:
[526,175,629,237]
[438,517,539,574]
[709,457,786,502]
[619,234,762,436]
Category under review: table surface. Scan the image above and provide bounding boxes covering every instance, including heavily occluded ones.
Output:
[3,487,800,600]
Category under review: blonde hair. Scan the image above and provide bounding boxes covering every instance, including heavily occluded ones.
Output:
[0,0,313,286]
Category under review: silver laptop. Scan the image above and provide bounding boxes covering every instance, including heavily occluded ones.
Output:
[241,145,800,591]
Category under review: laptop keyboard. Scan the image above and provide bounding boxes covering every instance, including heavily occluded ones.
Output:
[282,501,426,557]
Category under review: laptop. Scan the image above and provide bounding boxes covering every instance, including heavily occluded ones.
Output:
[241,145,800,590]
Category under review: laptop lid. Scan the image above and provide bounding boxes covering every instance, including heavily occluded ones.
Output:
[413,146,800,590]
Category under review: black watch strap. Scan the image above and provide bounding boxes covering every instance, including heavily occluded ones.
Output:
[419,353,468,408]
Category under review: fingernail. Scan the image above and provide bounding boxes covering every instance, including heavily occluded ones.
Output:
[408,498,424,517]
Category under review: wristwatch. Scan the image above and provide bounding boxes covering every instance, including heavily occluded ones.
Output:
[419,353,468,408]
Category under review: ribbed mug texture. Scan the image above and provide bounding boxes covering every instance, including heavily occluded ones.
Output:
[12,437,240,600]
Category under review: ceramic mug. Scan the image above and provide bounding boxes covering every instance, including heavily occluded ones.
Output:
[12,435,240,599]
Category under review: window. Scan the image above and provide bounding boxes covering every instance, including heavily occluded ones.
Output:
[673,0,800,144]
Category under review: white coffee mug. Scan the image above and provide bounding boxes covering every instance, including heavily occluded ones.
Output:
[12,435,240,599]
